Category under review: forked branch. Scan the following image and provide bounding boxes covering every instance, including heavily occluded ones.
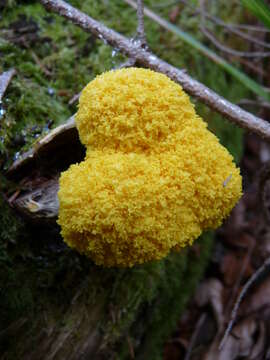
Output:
[219,256,270,350]
[40,0,270,140]
[136,0,147,48]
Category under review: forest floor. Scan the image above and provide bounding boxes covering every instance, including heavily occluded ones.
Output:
[165,132,270,359]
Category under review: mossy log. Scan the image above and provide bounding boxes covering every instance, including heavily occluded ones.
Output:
[1,120,213,360]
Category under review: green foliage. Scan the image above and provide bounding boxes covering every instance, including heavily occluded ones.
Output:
[242,0,270,29]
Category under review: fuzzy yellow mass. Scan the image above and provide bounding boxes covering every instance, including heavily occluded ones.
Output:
[58,68,242,267]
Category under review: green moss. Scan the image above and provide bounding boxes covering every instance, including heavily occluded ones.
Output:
[0,194,31,326]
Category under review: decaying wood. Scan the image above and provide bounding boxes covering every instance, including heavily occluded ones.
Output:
[0,69,16,101]
[7,116,76,177]
[12,178,59,221]
[7,116,84,221]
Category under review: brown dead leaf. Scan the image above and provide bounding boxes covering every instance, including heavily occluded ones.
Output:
[241,276,270,316]
[203,317,265,360]
[195,279,224,330]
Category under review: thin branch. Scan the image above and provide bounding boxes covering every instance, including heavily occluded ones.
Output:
[219,256,270,350]
[124,1,270,96]
[179,0,270,49]
[40,0,270,141]
[136,0,147,47]
[152,0,268,35]
[68,91,81,105]
[31,51,52,76]
[201,27,270,58]
[210,18,270,50]
[236,57,269,80]
[0,69,16,101]
[238,99,270,110]
[225,23,270,32]
[224,237,255,318]
[184,313,206,360]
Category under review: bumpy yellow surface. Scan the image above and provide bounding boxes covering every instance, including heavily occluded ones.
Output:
[58,68,242,267]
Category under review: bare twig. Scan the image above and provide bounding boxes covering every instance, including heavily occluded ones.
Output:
[219,256,270,350]
[124,0,147,66]
[238,99,270,110]
[224,23,270,32]
[0,69,16,101]
[40,0,270,140]
[224,237,255,318]
[136,0,147,47]
[198,0,270,60]
[68,92,81,105]
[153,0,269,36]
[31,51,52,76]
[184,313,206,360]
[210,19,270,50]
[236,57,269,80]
[179,0,270,49]
[201,27,270,58]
